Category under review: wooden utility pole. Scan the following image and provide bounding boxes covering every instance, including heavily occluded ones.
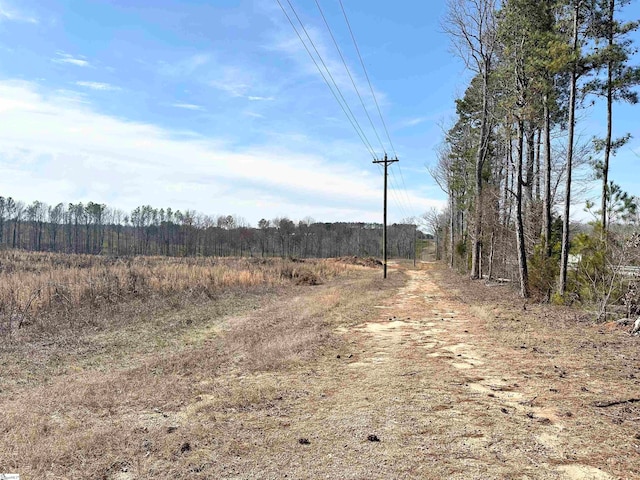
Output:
[413,223,417,267]
[373,154,398,279]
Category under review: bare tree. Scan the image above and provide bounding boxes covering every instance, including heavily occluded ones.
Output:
[428,145,456,268]
[443,0,498,279]
[422,208,447,261]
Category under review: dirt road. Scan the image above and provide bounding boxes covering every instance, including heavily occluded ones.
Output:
[333,264,627,479]
[171,261,636,479]
[232,262,629,480]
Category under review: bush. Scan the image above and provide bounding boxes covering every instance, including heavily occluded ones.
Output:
[529,242,560,301]
[568,232,608,306]
[566,226,639,320]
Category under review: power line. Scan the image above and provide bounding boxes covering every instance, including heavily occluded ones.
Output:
[373,163,412,222]
[373,161,411,222]
[372,162,409,220]
[312,0,414,219]
[389,171,409,211]
[398,164,416,217]
[280,0,381,158]
[390,163,415,217]
[284,0,375,154]
[275,0,377,158]
[278,0,418,224]
[338,0,396,157]
[392,160,415,214]
[314,0,387,155]
[388,170,412,220]
[337,0,417,221]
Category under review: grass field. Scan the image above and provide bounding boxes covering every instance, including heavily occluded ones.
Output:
[0,251,355,338]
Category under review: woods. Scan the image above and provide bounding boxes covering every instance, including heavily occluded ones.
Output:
[0,196,422,260]
[435,0,640,314]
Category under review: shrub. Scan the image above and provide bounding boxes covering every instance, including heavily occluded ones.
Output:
[566,226,639,320]
[528,242,560,301]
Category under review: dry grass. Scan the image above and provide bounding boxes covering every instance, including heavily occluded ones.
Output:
[6,258,637,479]
[0,250,352,339]
[0,250,361,405]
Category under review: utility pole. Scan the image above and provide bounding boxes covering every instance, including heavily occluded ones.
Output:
[373,154,398,279]
[413,223,417,267]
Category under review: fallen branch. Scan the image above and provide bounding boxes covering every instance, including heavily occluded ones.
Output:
[593,398,640,408]
[17,288,42,329]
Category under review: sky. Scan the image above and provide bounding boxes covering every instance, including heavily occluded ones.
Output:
[0,0,638,226]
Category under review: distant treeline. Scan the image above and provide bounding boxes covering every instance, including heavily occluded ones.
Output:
[0,197,424,258]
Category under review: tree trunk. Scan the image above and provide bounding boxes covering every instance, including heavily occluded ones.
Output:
[471,63,491,279]
[449,194,455,268]
[535,127,541,202]
[502,142,510,228]
[488,230,495,280]
[524,124,536,249]
[525,124,535,206]
[516,120,530,298]
[507,133,515,228]
[543,93,553,256]
[559,3,580,296]
[601,0,614,236]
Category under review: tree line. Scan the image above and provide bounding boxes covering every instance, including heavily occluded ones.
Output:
[432,0,639,312]
[0,196,423,260]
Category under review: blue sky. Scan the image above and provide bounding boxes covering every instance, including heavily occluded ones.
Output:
[0,0,638,225]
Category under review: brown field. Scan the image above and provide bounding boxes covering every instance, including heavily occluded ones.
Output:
[0,253,639,479]
[0,251,351,338]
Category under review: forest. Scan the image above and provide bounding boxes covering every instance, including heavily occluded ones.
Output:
[431,0,640,319]
[0,196,423,260]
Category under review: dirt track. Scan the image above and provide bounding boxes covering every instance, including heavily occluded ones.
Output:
[328,263,622,479]
[243,262,626,480]
[187,261,636,479]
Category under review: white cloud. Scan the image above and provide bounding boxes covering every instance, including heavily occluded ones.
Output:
[209,66,252,98]
[0,80,443,223]
[76,81,120,91]
[55,89,89,104]
[400,117,428,128]
[171,103,205,111]
[0,1,37,24]
[53,52,90,68]
[158,53,212,77]
[267,21,388,111]
[247,96,274,101]
[158,53,277,104]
